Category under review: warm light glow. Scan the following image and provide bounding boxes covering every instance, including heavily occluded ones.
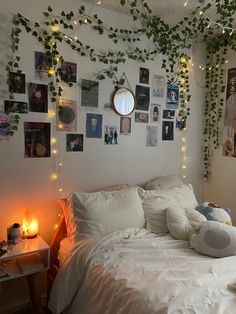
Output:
[22,209,38,239]
[96,0,102,4]
[54,224,58,229]
[225,59,228,64]
[183,175,186,179]
[48,68,55,76]
[52,149,58,155]
[184,0,188,7]
[181,56,187,63]
[181,146,186,152]
[48,110,56,118]
[207,22,211,29]
[51,25,59,32]
[182,165,186,169]
[51,137,57,144]
[74,36,78,40]
[230,30,234,36]
[57,123,63,129]
[51,173,58,180]
[74,20,78,24]
[59,188,63,192]
[84,18,88,24]
[58,162,63,166]
[199,11,203,16]
[182,137,186,142]
[222,28,225,34]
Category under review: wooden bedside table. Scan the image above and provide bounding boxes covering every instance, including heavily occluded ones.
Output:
[0,235,50,313]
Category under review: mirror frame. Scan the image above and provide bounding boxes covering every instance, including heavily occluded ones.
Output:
[112,87,135,116]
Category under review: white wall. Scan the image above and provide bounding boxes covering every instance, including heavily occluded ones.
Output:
[204,49,236,225]
[0,0,205,243]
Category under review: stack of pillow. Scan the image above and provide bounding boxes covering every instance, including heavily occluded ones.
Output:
[60,175,235,258]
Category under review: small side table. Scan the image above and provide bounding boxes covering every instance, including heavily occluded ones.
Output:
[0,235,50,313]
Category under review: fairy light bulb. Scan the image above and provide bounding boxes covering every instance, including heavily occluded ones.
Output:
[199,10,203,16]
[230,29,234,36]
[51,137,57,144]
[96,0,102,4]
[51,25,59,32]
[54,224,58,229]
[58,188,63,192]
[74,20,78,25]
[52,149,58,155]
[48,68,55,76]
[84,18,88,24]
[225,59,228,64]
[184,0,188,7]
[207,22,211,29]
[51,173,58,181]
[222,28,225,34]
[58,162,63,166]
[181,146,186,152]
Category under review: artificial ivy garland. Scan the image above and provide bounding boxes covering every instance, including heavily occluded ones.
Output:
[5,0,236,178]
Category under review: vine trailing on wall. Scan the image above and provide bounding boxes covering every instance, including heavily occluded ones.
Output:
[5,0,236,178]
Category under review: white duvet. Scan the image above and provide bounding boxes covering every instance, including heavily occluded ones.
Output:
[48,228,236,314]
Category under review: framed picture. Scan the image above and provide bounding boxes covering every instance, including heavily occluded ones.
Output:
[166,84,179,109]
[153,74,165,98]
[66,134,83,152]
[146,126,158,147]
[120,117,131,135]
[60,61,77,83]
[150,104,161,123]
[104,125,118,144]
[86,113,102,138]
[56,98,77,132]
[4,101,28,114]
[34,51,51,80]
[81,79,99,109]
[28,83,48,113]
[135,112,149,123]
[163,109,175,119]
[9,72,26,94]
[139,67,149,84]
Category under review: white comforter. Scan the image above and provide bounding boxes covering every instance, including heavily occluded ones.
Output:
[48,228,236,314]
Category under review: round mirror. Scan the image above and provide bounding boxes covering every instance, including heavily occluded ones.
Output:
[112,88,135,116]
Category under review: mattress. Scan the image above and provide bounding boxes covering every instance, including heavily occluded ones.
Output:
[49,228,236,314]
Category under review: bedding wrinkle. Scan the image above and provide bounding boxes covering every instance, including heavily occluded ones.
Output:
[49,228,236,314]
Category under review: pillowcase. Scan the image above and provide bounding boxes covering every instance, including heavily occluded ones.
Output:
[138,184,199,234]
[68,187,145,238]
[190,221,236,258]
[59,183,129,238]
[196,202,232,225]
[167,207,207,240]
[145,174,184,190]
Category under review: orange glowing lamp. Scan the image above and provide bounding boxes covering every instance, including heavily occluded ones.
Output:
[22,210,39,239]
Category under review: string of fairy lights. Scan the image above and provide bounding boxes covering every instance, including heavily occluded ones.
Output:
[47,0,234,229]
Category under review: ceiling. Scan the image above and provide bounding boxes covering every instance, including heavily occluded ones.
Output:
[82,0,207,26]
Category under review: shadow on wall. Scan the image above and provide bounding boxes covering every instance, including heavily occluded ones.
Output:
[0,13,13,100]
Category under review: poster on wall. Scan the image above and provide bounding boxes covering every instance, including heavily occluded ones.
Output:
[56,98,77,132]
[8,72,26,94]
[223,68,236,157]
[28,83,48,113]
[104,125,118,144]
[60,61,77,83]
[166,84,179,109]
[139,67,149,84]
[86,113,102,138]
[162,121,174,141]
[4,101,28,114]
[34,51,51,81]
[150,103,161,123]
[153,74,165,98]
[81,79,99,110]
[135,112,149,123]
[66,134,83,152]
[146,126,158,147]
[0,114,10,140]
[120,117,131,135]
[135,85,150,111]
[24,122,51,158]
[163,109,175,119]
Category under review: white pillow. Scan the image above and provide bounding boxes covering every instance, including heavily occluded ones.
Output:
[138,185,199,234]
[167,207,207,240]
[68,187,145,238]
[145,174,183,190]
[190,221,236,257]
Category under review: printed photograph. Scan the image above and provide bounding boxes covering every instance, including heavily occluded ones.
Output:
[56,98,77,132]
[0,114,10,140]
[60,61,77,83]
[24,122,51,158]
[4,101,28,114]
[153,74,165,98]
[86,113,102,138]
[223,67,236,157]
[150,103,161,123]
[81,79,99,109]
[176,118,186,130]
[9,72,26,94]
[163,109,175,119]
[35,51,51,80]
[162,121,174,141]
[135,112,149,123]
[120,117,131,135]
[139,67,150,84]
[28,83,48,113]
[146,126,158,147]
[135,85,150,111]
[166,84,179,109]
[66,134,83,152]
[104,125,118,144]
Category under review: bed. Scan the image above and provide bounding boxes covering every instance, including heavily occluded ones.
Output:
[47,177,236,314]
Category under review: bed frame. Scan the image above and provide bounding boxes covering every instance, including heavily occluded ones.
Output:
[47,213,67,295]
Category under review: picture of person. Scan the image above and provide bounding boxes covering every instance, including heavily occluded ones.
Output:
[139,67,150,84]
[153,74,165,98]
[166,84,179,109]
[120,117,131,135]
[35,51,51,80]
[163,109,175,119]
[60,61,77,83]
[104,125,118,144]
[86,113,102,138]
[150,104,161,123]
[135,112,149,123]
[135,85,150,111]
[66,134,83,152]
[9,72,26,94]
[28,83,48,113]
[162,121,174,141]
[4,101,28,114]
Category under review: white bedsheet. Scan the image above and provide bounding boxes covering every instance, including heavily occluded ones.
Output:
[48,228,236,314]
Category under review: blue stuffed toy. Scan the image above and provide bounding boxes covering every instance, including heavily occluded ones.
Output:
[196,202,232,225]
